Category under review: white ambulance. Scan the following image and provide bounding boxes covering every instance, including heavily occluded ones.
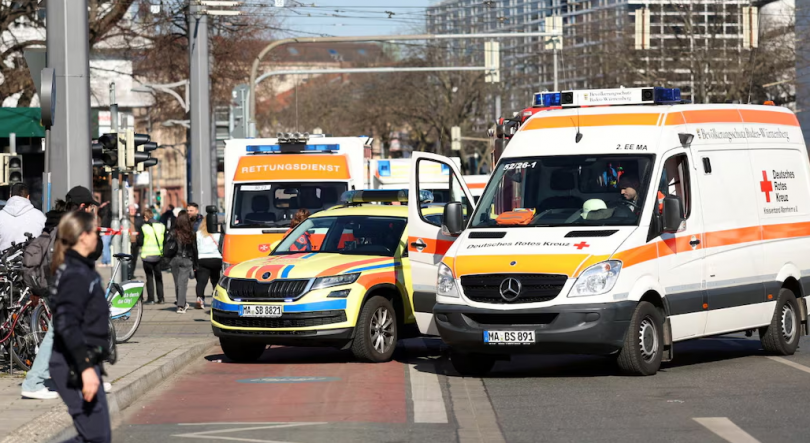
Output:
[222,134,369,267]
[366,157,462,203]
[406,87,810,376]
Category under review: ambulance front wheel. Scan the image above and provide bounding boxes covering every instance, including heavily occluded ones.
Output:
[759,288,800,355]
[351,296,398,363]
[220,338,266,363]
[616,301,664,376]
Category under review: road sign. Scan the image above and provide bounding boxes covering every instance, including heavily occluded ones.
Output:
[484,41,500,83]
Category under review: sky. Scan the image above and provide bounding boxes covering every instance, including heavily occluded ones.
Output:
[272,0,436,37]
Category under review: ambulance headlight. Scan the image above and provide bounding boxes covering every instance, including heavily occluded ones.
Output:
[312,273,360,290]
[571,261,622,297]
[437,263,458,298]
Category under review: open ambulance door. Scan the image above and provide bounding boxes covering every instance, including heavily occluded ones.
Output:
[408,152,475,335]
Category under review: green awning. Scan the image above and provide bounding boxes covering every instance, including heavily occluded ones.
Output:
[0,108,45,138]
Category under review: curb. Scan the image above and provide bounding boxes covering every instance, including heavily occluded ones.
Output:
[0,339,217,443]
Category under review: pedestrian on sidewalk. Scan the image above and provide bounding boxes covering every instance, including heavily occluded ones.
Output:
[50,210,112,443]
[195,219,221,309]
[96,193,111,267]
[128,205,144,280]
[187,202,203,231]
[20,200,66,400]
[139,207,166,305]
[0,182,46,251]
[170,211,198,314]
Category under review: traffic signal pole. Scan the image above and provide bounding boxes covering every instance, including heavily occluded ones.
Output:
[109,87,123,285]
[46,0,92,192]
[188,3,213,207]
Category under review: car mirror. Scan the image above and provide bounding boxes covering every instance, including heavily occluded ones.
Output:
[442,202,465,236]
[662,197,684,233]
[205,205,219,234]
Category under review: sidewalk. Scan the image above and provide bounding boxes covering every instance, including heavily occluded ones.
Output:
[0,264,217,443]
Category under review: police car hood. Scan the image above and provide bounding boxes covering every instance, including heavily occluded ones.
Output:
[225,252,397,280]
[450,226,635,278]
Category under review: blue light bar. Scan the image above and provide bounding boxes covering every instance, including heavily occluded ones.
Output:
[532,92,562,107]
[339,189,434,204]
[246,144,340,153]
[377,160,391,177]
[441,164,450,175]
[654,87,681,104]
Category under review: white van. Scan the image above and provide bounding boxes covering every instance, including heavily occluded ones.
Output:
[407,87,810,376]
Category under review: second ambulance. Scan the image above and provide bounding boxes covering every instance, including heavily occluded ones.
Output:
[407,87,810,376]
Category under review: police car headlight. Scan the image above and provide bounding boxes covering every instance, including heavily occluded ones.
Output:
[437,263,458,298]
[218,276,232,292]
[571,261,622,297]
[312,273,360,290]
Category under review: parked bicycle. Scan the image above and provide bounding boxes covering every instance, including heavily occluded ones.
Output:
[106,253,145,344]
[0,234,41,371]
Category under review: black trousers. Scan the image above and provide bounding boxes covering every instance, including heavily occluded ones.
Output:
[50,349,111,443]
[142,260,165,302]
[196,258,222,301]
[128,244,140,280]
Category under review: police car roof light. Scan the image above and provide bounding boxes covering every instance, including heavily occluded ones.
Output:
[339,189,434,205]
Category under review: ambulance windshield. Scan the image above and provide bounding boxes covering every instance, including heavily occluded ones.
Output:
[470,155,655,228]
[273,216,407,256]
[230,182,348,229]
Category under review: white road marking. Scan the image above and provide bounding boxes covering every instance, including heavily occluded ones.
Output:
[766,356,810,375]
[408,339,449,423]
[173,422,323,443]
[693,417,761,443]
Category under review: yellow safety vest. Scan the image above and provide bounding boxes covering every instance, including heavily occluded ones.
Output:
[141,223,166,258]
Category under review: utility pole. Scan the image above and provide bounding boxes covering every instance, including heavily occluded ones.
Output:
[46,0,92,192]
[188,3,213,207]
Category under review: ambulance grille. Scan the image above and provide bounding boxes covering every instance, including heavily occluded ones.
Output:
[460,274,566,304]
[227,279,311,301]
[212,310,347,329]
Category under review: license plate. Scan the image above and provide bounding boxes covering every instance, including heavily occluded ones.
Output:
[240,305,282,318]
[484,330,535,344]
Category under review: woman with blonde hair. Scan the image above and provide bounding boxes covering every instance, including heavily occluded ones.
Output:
[49,210,112,442]
[195,219,222,309]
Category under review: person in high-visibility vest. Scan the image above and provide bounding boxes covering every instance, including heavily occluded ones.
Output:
[139,208,166,305]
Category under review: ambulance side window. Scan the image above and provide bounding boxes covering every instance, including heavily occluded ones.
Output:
[658,154,691,218]
[417,158,471,226]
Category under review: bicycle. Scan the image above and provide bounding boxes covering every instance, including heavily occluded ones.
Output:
[106,253,145,344]
[0,234,41,371]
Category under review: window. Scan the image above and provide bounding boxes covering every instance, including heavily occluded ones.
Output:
[273,216,406,257]
[230,182,347,229]
[657,154,691,218]
[416,158,473,227]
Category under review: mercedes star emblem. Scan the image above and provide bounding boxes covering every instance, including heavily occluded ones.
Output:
[499,278,522,302]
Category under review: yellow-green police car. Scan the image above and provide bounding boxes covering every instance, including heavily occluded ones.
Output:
[211,190,443,363]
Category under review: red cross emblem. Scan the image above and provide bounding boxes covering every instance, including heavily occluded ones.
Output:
[760,171,773,203]
[574,241,590,250]
[258,244,270,252]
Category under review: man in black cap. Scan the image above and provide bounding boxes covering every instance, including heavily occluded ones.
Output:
[616,174,643,218]
[66,186,103,261]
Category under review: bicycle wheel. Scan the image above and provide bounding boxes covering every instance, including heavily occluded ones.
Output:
[113,296,143,343]
[30,303,51,346]
[11,306,37,371]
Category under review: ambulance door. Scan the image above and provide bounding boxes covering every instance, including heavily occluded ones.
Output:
[655,149,708,340]
[408,152,475,335]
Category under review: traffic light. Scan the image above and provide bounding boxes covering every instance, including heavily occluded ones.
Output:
[0,154,23,186]
[93,133,119,168]
[6,155,22,185]
[155,190,161,205]
[124,129,159,171]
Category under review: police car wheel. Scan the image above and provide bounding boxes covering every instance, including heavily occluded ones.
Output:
[450,351,495,377]
[351,296,397,363]
[760,288,800,356]
[220,338,266,363]
[616,301,664,376]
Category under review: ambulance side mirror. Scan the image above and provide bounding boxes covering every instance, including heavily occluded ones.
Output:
[661,197,684,234]
[442,202,465,236]
[205,205,219,234]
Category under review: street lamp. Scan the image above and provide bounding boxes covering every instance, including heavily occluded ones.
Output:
[131,80,190,113]
[162,119,191,129]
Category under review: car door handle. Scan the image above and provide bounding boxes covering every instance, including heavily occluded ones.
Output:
[410,239,427,251]
[689,239,701,246]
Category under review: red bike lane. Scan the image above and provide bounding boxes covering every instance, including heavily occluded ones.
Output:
[125,345,408,426]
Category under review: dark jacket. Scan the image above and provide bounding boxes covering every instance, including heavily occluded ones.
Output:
[173,228,199,269]
[192,214,203,232]
[52,249,109,372]
[99,205,112,228]
[160,210,176,228]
